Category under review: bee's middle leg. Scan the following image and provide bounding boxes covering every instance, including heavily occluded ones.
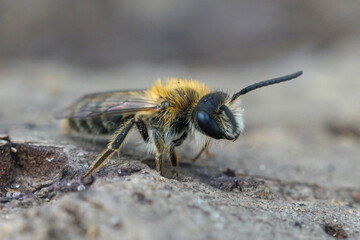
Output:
[136,120,149,142]
[152,127,165,175]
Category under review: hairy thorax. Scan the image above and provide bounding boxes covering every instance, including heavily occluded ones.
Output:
[144,79,211,137]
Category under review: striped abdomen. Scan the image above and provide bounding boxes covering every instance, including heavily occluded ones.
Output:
[63,114,134,136]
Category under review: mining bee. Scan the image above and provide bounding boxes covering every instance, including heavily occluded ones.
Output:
[55,71,303,179]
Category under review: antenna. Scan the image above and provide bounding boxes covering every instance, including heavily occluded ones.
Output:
[230,71,303,102]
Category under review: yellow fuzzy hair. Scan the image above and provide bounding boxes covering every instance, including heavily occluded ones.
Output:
[148,78,210,98]
[146,78,211,125]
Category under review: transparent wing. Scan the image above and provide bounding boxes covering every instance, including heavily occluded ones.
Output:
[55,90,160,119]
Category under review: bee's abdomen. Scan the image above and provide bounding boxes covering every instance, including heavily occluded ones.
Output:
[63,115,134,136]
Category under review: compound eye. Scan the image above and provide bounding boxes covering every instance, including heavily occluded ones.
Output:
[196,111,223,139]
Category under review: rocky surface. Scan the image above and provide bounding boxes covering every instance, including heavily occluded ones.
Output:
[0,39,360,239]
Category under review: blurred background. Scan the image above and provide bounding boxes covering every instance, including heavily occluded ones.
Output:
[1,0,360,66]
[0,0,360,188]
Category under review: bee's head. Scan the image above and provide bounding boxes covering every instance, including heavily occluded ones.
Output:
[193,92,243,141]
[192,71,303,141]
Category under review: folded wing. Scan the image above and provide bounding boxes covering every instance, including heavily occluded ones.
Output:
[55,90,160,119]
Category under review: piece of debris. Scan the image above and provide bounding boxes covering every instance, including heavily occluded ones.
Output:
[323,222,348,239]
[327,123,360,139]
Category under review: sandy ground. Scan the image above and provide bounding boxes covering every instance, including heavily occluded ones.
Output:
[0,38,359,239]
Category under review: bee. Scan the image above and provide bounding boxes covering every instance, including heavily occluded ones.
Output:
[55,71,303,179]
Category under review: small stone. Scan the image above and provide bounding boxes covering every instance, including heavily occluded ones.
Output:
[77,185,86,191]
[353,193,360,202]
[110,216,122,227]
[12,192,21,198]
[81,175,94,186]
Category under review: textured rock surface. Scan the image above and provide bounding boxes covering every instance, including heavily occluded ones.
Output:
[0,40,360,239]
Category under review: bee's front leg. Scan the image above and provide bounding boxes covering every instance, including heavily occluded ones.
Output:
[152,127,165,175]
[169,130,188,167]
[82,118,135,179]
[192,141,210,162]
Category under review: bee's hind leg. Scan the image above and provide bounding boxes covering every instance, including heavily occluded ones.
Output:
[82,119,135,179]
[116,150,121,161]
[152,127,165,175]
